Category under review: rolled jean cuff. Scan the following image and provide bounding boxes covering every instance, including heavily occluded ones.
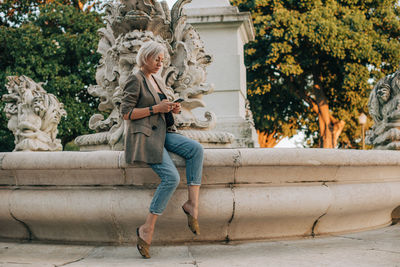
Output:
[149,210,163,216]
[187,182,201,186]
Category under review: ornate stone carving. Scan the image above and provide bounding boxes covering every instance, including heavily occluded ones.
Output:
[75,0,224,149]
[2,76,67,151]
[366,70,400,149]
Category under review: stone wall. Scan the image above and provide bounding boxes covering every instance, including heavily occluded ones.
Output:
[1,149,400,244]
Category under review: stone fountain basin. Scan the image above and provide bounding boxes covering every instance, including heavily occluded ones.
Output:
[1,148,400,245]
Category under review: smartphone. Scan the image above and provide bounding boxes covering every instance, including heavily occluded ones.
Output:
[173,98,184,103]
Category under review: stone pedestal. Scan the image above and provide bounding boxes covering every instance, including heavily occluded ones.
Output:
[184,0,259,148]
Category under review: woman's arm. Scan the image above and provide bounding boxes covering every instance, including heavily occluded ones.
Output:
[122,106,155,120]
[122,100,176,121]
[121,75,177,121]
[120,76,140,119]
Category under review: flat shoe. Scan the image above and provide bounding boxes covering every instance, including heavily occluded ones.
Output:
[136,227,151,259]
[182,206,200,235]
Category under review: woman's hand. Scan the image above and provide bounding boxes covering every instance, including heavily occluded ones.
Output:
[155,99,174,113]
[172,103,181,114]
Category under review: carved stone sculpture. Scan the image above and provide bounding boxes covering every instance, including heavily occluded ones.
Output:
[75,0,233,150]
[366,70,400,149]
[2,76,67,151]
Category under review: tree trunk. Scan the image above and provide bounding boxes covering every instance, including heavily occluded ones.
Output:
[288,76,345,148]
[312,81,345,148]
[257,130,280,148]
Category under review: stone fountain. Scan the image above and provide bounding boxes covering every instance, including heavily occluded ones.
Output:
[74,0,234,150]
[1,0,400,245]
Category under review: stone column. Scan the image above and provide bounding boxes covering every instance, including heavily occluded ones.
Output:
[184,0,259,148]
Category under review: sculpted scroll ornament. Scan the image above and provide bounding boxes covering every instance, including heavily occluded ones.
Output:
[75,0,222,149]
[366,70,400,149]
[2,76,67,151]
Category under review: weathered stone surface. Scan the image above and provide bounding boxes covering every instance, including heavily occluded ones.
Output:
[236,165,339,185]
[2,76,66,151]
[0,242,93,266]
[1,148,400,244]
[13,169,125,186]
[1,151,120,170]
[0,170,15,186]
[315,182,400,235]
[2,225,400,266]
[184,0,258,148]
[229,185,332,240]
[75,0,233,149]
[185,0,231,8]
[0,190,29,240]
[238,148,400,166]
[367,70,400,149]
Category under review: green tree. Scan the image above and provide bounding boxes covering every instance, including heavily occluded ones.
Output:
[0,0,103,151]
[231,0,400,148]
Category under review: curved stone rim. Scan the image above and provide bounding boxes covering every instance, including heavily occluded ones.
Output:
[1,148,400,245]
[2,148,400,171]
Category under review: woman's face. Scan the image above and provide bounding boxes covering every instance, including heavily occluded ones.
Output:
[144,52,164,74]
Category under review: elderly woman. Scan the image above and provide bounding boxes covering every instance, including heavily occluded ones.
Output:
[120,41,204,259]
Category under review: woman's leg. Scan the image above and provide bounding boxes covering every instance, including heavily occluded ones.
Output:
[182,185,200,219]
[138,213,158,245]
[139,147,180,244]
[164,133,204,218]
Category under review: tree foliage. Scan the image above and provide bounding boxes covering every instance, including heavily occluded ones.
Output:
[0,0,103,151]
[231,0,400,148]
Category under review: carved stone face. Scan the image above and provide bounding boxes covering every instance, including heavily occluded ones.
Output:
[42,102,62,135]
[183,27,205,64]
[4,103,18,134]
[377,84,391,104]
[18,89,42,133]
[32,95,46,118]
[119,53,137,86]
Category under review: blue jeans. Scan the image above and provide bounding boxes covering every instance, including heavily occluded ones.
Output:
[148,133,203,215]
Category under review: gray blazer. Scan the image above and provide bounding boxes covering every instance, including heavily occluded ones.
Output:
[121,71,174,164]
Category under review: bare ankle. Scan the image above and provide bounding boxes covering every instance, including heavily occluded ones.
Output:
[183,201,191,209]
[189,201,198,210]
[141,225,154,234]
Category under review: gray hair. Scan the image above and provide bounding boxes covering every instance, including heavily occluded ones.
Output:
[136,41,166,68]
